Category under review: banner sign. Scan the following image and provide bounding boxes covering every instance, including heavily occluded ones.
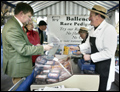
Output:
[47,15,90,44]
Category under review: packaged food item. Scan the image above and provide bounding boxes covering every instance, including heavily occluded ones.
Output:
[63,61,70,68]
[59,60,65,64]
[54,61,59,65]
[36,56,42,62]
[36,58,47,65]
[35,74,47,84]
[52,65,61,69]
[36,74,47,79]
[51,69,61,73]
[60,69,66,75]
[43,65,52,70]
[59,72,71,82]
[66,65,71,72]
[42,70,51,74]
[34,67,43,77]
[45,61,55,65]
[46,78,59,84]
[48,72,60,79]
[35,64,44,69]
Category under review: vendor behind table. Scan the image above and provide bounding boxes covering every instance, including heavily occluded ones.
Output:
[69,5,117,91]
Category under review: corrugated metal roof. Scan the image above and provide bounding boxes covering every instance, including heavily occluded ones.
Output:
[1,1,119,16]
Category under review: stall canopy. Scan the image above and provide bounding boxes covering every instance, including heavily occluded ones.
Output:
[1,1,119,16]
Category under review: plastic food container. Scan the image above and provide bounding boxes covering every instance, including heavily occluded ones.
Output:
[48,72,60,79]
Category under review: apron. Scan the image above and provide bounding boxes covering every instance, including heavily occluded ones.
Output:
[90,36,111,91]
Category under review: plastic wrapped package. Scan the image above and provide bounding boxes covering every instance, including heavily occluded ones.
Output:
[46,78,59,84]
[63,61,70,68]
[37,59,47,65]
[35,64,44,69]
[35,64,52,70]
[34,67,43,77]
[48,72,60,79]
[52,65,61,69]
[54,61,60,65]
[59,72,71,82]
[60,69,67,75]
[66,65,71,72]
[43,65,52,70]
[36,56,42,62]
[50,69,61,73]
[59,60,65,64]
[35,75,47,84]
[45,61,55,65]
[42,70,51,74]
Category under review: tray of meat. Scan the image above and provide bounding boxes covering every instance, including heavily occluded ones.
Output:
[48,72,60,79]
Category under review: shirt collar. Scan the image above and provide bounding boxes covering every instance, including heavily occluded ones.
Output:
[94,20,106,31]
[14,16,23,27]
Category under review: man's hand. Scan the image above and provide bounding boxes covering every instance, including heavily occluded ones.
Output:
[43,45,53,51]
[83,54,91,61]
[69,46,79,51]
[73,51,82,55]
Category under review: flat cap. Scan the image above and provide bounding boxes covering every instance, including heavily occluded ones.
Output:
[38,20,47,26]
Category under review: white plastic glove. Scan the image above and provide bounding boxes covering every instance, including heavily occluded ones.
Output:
[43,45,53,51]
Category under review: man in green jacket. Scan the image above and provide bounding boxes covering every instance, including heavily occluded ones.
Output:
[2,2,52,84]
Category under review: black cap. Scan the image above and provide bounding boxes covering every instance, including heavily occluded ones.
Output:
[38,20,47,26]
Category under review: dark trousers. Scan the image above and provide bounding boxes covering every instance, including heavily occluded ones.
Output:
[98,76,108,91]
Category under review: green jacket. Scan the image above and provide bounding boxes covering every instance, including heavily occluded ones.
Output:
[2,16,44,77]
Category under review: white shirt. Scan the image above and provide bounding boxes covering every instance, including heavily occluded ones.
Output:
[14,16,23,27]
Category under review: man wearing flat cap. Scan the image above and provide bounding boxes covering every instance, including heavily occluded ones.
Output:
[69,5,117,91]
[78,27,88,44]
[74,27,89,55]
[37,20,47,45]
